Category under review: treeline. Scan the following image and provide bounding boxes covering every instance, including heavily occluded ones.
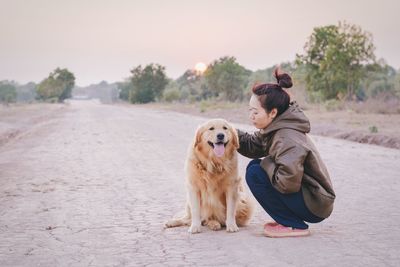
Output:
[73,81,119,103]
[0,73,118,104]
[117,57,399,105]
[1,68,75,104]
[1,21,399,107]
[118,21,400,105]
[117,57,253,104]
[0,81,36,103]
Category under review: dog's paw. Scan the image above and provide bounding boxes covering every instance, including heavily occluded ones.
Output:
[226,223,239,233]
[164,220,174,229]
[188,224,202,234]
[207,220,222,231]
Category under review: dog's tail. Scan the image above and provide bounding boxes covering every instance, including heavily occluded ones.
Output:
[235,179,255,226]
[164,203,191,229]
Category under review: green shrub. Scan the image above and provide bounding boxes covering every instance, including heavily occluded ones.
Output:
[369,125,378,133]
[0,83,17,103]
[163,88,181,102]
[199,100,210,113]
[324,99,344,111]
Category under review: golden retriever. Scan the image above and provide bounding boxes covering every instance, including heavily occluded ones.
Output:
[165,119,253,233]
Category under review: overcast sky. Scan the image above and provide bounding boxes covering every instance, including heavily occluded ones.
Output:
[1,0,399,86]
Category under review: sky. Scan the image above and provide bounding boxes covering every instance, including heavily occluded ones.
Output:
[1,0,399,86]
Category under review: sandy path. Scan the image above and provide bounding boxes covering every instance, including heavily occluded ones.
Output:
[0,100,399,266]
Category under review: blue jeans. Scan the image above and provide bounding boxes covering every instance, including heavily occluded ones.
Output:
[245,159,323,229]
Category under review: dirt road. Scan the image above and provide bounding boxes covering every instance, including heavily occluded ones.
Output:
[1,100,399,266]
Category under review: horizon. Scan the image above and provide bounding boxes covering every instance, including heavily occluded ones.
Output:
[1,0,399,87]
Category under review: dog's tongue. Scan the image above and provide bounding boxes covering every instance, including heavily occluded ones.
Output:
[213,143,225,157]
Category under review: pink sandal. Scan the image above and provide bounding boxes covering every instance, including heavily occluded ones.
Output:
[264,221,279,227]
[264,223,310,238]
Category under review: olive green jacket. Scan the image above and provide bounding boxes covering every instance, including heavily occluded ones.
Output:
[238,102,335,218]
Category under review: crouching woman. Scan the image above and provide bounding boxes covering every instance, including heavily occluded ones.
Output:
[238,69,335,237]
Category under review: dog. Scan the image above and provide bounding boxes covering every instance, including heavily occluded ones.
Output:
[165,119,253,233]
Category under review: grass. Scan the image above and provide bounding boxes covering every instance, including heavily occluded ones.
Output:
[142,97,400,149]
[199,99,242,113]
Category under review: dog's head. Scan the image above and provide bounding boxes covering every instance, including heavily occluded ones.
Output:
[194,119,239,158]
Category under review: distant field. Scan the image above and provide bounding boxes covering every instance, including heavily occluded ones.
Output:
[139,101,400,150]
[1,101,399,149]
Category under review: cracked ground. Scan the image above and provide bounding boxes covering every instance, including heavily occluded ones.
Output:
[0,100,399,266]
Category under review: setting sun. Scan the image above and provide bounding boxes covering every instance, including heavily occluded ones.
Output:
[194,62,207,74]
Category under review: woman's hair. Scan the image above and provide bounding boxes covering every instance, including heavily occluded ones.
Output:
[252,68,293,116]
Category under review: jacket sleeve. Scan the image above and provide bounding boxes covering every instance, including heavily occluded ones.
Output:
[260,136,308,194]
[236,129,266,159]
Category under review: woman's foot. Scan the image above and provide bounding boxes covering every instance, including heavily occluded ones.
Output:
[264,221,279,228]
[264,223,310,238]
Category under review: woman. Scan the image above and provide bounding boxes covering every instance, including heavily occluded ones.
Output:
[238,69,335,237]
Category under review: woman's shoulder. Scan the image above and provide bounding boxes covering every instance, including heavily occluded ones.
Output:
[271,128,308,145]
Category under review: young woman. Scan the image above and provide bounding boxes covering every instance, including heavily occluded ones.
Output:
[237,69,335,237]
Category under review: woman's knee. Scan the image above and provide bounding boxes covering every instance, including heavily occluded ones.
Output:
[246,159,262,171]
[245,164,268,187]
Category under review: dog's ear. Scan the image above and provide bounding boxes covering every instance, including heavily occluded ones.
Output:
[230,126,240,149]
[194,125,204,148]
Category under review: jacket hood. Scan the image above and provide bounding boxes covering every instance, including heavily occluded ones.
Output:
[260,101,310,135]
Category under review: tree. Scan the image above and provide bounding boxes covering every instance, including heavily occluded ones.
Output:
[56,68,76,101]
[176,69,211,101]
[396,70,400,98]
[246,62,297,90]
[129,64,168,103]
[361,60,397,99]
[36,68,75,102]
[204,56,251,101]
[162,80,181,102]
[16,82,37,102]
[117,80,133,101]
[296,21,376,101]
[0,82,17,104]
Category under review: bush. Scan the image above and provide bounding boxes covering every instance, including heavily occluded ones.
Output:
[204,56,251,101]
[129,64,168,103]
[369,126,378,133]
[163,88,181,102]
[0,83,17,103]
[308,90,325,103]
[199,100,211,113]
[324,99,344,111]
[36,68,75,102]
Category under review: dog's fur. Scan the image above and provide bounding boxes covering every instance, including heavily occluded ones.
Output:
[165,119,253,233]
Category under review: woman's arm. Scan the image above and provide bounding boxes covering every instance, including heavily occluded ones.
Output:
[236,129,266,159]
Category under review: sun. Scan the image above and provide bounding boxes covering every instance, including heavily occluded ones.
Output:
[194,62,207,74]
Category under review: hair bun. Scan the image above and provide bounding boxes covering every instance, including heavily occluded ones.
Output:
[274,69,293,89]
[252,83,267,95]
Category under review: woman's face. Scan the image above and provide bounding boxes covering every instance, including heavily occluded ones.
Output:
[248,94,276,129]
